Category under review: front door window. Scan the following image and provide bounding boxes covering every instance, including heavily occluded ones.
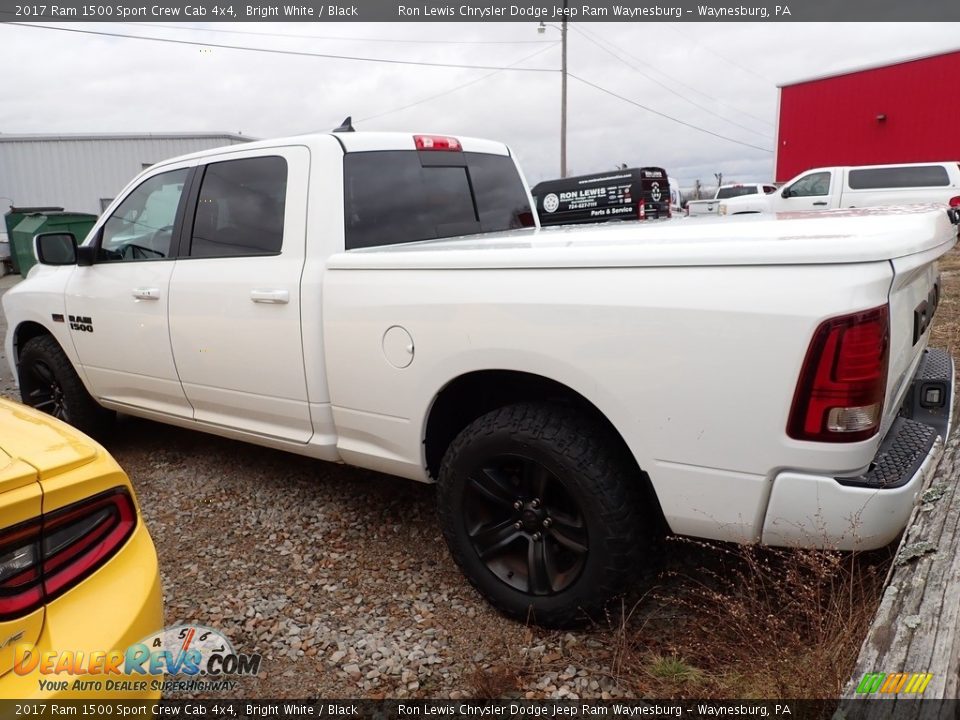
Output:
[99,169,189,262]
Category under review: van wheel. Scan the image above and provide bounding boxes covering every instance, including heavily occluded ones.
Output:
[18,335,113,437]
[437,402,649,627]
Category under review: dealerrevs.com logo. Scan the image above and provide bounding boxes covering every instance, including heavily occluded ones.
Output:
[14,624,261,694]
[855,672,934,695]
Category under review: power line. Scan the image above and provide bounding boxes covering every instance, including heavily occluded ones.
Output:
[570,25,773,140]
[357,43,559,123]
[662,24,774,84]
[5,23,559,72]
[572,25,775,129]
[121,22,556,45]
[567,72,773,153]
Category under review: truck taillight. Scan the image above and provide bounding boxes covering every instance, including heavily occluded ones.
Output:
[787,306,889,443]
[949,196,960,207]
[0,489,136,620]
[414,135,462,152]
[638,198,646,220]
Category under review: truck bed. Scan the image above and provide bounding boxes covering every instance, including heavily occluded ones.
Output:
[329,205,957,269]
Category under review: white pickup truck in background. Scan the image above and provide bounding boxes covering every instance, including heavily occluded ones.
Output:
[720,161,960,215]
[684,183,778,216]
[3,131,957,626]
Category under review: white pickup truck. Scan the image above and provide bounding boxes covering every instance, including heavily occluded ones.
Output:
[2,131,956,626]
[719,161,960,216]
[684,183,778,216]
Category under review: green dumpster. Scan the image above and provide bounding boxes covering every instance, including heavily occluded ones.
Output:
[4,207,63,273]
[5,208,97,275]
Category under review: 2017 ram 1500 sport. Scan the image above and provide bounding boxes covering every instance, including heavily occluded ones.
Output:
[3,131,956,626]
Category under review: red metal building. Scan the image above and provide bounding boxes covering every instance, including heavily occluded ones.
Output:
[775,50,960,182]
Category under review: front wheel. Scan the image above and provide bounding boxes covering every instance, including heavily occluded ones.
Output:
[437,402,651,627]
[18,335,114,437]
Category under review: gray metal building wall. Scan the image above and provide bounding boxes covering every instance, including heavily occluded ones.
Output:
[0,133,250,217]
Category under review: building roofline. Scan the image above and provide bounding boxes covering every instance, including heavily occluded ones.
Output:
[778,47,960,88]
[0,132,253,143]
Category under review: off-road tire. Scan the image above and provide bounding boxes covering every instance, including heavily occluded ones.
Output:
[18,335,114,438]
[437,402,650,627]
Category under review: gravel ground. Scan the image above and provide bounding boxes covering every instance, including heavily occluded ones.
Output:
[0,273,638,700]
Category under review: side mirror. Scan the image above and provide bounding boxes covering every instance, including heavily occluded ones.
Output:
[76,245,96,267]
[34,233,78,266]
[781,188,792,199]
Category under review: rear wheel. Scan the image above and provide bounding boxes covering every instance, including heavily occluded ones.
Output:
[437,402,651,627]
[18,335,113,437]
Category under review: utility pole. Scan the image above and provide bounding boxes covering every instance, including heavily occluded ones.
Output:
[560,0,568,178]
[539,13,568,178]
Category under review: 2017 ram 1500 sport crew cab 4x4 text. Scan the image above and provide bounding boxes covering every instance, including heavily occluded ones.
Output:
[3,132,956,626]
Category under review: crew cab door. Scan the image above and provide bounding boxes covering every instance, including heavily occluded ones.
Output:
[64,164,195,416]
[776,170,836,211]
[167,146,312,442]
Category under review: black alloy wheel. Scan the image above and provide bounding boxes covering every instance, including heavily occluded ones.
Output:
[21,354,70,421]
[437,402,652,627]
[18,335,114,437]
[465,453,588,596]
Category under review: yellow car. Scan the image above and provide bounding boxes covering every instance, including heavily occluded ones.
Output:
[0,398,162,699]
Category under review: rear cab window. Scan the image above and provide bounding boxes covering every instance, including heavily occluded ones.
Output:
[716,186,759,200]
[343,150,533,250]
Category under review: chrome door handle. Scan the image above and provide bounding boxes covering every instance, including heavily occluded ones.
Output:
[133,287,160,300]
[250,289,290,304]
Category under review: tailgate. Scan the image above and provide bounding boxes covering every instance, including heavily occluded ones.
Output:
[883,218,957,436]
[686,200,718,215]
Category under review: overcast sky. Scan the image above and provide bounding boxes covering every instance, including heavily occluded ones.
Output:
[0,21,956,188]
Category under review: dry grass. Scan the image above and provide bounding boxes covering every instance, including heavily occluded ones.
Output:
[931,244,960,358]
[466,664,523,698]
[626,540,888,698]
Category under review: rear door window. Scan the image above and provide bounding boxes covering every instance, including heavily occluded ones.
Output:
[847,165,950,190]
[188,156,288,258]
[344,151,532,250]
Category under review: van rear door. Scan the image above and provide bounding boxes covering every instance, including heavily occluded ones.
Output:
[637,167,670,219]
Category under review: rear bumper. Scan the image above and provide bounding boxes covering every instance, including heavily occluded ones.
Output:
[762,347,955,550]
